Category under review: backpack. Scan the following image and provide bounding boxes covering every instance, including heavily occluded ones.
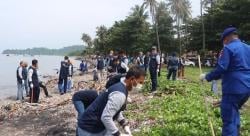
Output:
[105,74,125,89]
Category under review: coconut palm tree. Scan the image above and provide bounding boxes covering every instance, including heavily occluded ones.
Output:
[143,0,161,51]
[130,5,148,23]
[143,0,163,75]
[167,0,191,55]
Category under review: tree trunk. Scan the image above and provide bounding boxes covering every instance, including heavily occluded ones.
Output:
[153,13,162,77]
[201,0,206,53]
[177,18,181,56]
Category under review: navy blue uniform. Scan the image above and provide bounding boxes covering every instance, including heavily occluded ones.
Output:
[149,53,160,92]
[58,61,69,93]
[167,56,179,80]
[206,39,250,136]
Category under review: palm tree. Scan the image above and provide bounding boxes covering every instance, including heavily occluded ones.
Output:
[143,0,160,52]
[167,0,191,55]
[143,0,163,75]
[130,5,148,23]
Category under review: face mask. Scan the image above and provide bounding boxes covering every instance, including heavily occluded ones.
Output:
[132,80,143,92]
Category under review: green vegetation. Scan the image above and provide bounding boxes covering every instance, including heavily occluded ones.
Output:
[81,0,250,56]
[125,67,250,136]
[2,45,85,56]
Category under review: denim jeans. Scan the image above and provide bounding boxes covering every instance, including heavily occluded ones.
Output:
[73,101,85,136]
[17,82,24,100]
[73,101,85,119]
[78,127,106,136]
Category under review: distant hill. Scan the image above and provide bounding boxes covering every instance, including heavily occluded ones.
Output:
[2,45,85,56]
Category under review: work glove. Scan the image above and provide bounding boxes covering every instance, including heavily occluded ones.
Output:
[30,83,34,89]
[22,80,25,85]
[124,126,132,136]
[120,134,130,136]
[199,73,207,81]
[157,69,159,73]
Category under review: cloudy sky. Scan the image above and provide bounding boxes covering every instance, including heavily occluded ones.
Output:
[0,0,200,51]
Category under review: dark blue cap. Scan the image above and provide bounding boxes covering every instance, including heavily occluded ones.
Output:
[221,27,237,41]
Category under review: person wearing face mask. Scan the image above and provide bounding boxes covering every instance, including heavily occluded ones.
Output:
[77,66,146,136]
[28,59,40,103]
[149,46,160,92]
[200,26,250,136]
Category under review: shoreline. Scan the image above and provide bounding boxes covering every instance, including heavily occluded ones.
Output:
[0,70,102,136]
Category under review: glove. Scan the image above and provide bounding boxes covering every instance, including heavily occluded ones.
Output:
[199,74,206,81]
[157,69,159,73]
[124,126,132,136]
[120,134,130,136]
[30,83,34,88]
[22,80,25,85]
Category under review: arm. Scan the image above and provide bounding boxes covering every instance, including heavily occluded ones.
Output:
[18,67,23,79]
[156,55,161,69]
[28,69,33,82]
[124,58,129,65]
[206,47,231,82]
[101,91,126,135]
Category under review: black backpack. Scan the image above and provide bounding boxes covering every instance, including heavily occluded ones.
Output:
[105,74,125,89]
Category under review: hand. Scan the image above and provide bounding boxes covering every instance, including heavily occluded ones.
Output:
[157,69,159,73]
[199,74,206,81]
[30,83,34,88]
[124,126,132,136]
[22,80,25,85]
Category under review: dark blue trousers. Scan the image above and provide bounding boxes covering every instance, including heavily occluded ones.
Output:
[221,93,250,136]
[149,68,157,92]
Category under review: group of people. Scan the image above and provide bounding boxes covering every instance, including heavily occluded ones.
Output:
[16,59,51,103]
[72,26,250,136]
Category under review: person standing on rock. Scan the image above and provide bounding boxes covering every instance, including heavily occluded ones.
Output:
[28,59,40,103]
[77,66,146,136]
[16,61,25,101]
[58,56,69,95]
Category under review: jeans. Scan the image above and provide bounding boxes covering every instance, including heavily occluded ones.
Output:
[167,68,177,80]
[78,127,106,136]
[17,82,24,100]
[58,77,68,93]
[221,93,250,136]
[149,68,157,92]
[73,101,85,119]
[73,101,85,136]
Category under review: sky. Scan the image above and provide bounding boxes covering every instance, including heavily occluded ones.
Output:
[0,0,200,52]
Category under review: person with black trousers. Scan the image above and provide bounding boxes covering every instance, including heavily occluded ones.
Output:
[58,56,69,95]
[28,59,40,103]
[167,53,179,80]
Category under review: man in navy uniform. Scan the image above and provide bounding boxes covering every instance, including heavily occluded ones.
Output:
[77,66,146,136]
[149,46,160,92]
[200,27,250,136]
